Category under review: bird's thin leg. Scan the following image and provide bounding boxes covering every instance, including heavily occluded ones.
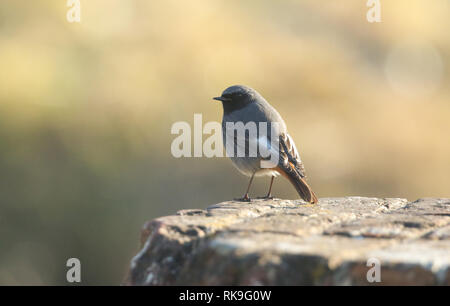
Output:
[235,172,255,202]
[258,176,275,199]
[266,176,275,198]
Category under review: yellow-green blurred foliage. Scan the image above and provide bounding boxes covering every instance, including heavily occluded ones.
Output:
[0,0,449,285]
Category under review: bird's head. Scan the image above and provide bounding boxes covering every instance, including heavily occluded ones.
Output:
[213,85,258,113]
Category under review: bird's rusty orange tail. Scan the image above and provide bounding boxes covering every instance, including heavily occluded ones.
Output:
[275,164,318,204]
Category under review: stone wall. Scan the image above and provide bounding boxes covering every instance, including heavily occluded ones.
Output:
[124,197,450,285]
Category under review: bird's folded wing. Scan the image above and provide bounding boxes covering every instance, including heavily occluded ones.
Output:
[278,133,306,178]
[224,128,306,177]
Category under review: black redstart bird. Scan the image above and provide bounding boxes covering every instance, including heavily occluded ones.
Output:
[213,85,318,204]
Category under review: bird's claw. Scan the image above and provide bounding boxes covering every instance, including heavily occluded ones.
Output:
[234,195,251,202]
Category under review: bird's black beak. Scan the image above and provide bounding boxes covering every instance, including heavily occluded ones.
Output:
[213,96,230,102]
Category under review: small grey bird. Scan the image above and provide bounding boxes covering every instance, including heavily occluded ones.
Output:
[213,85,318,204]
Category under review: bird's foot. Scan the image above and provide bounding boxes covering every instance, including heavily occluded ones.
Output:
[234,194,251,202]
[256,195,274,200]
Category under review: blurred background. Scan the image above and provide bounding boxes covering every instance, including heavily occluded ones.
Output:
[0,0,449,285]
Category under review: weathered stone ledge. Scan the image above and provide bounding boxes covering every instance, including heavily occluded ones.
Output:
[124,197,450,285]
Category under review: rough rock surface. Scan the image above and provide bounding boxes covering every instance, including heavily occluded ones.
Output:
[124,197,450,285]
